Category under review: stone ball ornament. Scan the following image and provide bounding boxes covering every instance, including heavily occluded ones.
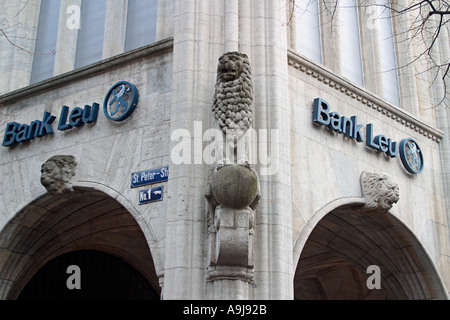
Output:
[211,164,259,209]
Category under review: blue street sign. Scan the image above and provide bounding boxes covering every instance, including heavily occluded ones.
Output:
[139,186,163,205]
[131,166,169,188]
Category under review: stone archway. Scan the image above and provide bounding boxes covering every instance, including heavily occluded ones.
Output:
[294,205,448,300]
[0,187,160,300]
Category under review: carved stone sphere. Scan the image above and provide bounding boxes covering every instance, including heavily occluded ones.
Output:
[211,164,259,209]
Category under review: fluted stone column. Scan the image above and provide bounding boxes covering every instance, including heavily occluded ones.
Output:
[0,0,40,94]
[163,0,223,299]
[240,0,294,300]
[54,0,81,76]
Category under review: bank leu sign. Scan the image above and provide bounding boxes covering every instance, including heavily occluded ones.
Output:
[312,98,424,174]
[2,81,139,147]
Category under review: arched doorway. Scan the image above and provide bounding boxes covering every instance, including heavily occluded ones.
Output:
[294,205,447,300]
[0,187,160,300]
[18,250,159,299]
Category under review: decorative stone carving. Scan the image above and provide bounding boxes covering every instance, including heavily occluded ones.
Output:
[205,162,261,282]
[40,155,77,194]
[210,162,260,210]
[206,52,260,284]
[360,171,399,212]
[212,51,253,163]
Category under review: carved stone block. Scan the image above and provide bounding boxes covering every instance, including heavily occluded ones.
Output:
[205,163,260,282]
[360,171,399,212]
[40,155,77,194]
[212,51,253,163]
[206,52,259,284]
[214,206,253,267]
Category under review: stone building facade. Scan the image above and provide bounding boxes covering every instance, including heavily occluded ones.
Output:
[0,0,448,299]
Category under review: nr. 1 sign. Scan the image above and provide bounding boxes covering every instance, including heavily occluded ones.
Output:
[139,186,163,205]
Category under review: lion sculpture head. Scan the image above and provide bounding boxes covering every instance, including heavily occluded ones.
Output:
[212,52,253,142]
[40,155,77,194]
[360,172,400,211]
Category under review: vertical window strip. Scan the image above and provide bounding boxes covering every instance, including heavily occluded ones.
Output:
[377,1,401,106]
[295,0,323,63]
[339,0,364,86]
[74,0,107,69]
[30,0,60,84]
[124,0,158,52]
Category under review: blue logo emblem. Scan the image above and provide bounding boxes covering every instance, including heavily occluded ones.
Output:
[399,138,424,174]
[103,81,139,121]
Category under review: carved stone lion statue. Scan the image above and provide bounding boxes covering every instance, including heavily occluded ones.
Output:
[360,171,400,211]
[40,155,77,194]
[212,51,253,148]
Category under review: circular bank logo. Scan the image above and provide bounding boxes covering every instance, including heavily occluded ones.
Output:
[399,138,424,174]
[103,81,139,122]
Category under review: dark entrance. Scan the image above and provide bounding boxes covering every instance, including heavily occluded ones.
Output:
[294,205,448,300]
[18,250,159,300]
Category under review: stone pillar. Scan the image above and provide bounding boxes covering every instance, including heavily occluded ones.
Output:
[319,0,342,75]
[102,0,127,59]
[433,23,450,231]
[391,0,420,115]
[54,0,81,76]
[164,0,293,300]
[156,0,174,41]
[224,0,239,52]
[162,0,222,299]
[408,5,435,123]
[240,0,293,300]
[359,0,383,97]
[0,0,40,93]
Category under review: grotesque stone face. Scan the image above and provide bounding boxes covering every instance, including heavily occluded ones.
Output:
[378,178,400,210]
[40,155,77,194]
[361,171,400,211]
[213,52,253,143]
[217,52,245,82]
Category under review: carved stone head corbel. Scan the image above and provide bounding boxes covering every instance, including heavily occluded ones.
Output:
[40,155,77,194]
[360,171,400,212]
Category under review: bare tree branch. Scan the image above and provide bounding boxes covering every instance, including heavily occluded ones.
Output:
[0,28,55,56]
[0,0,55,56]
